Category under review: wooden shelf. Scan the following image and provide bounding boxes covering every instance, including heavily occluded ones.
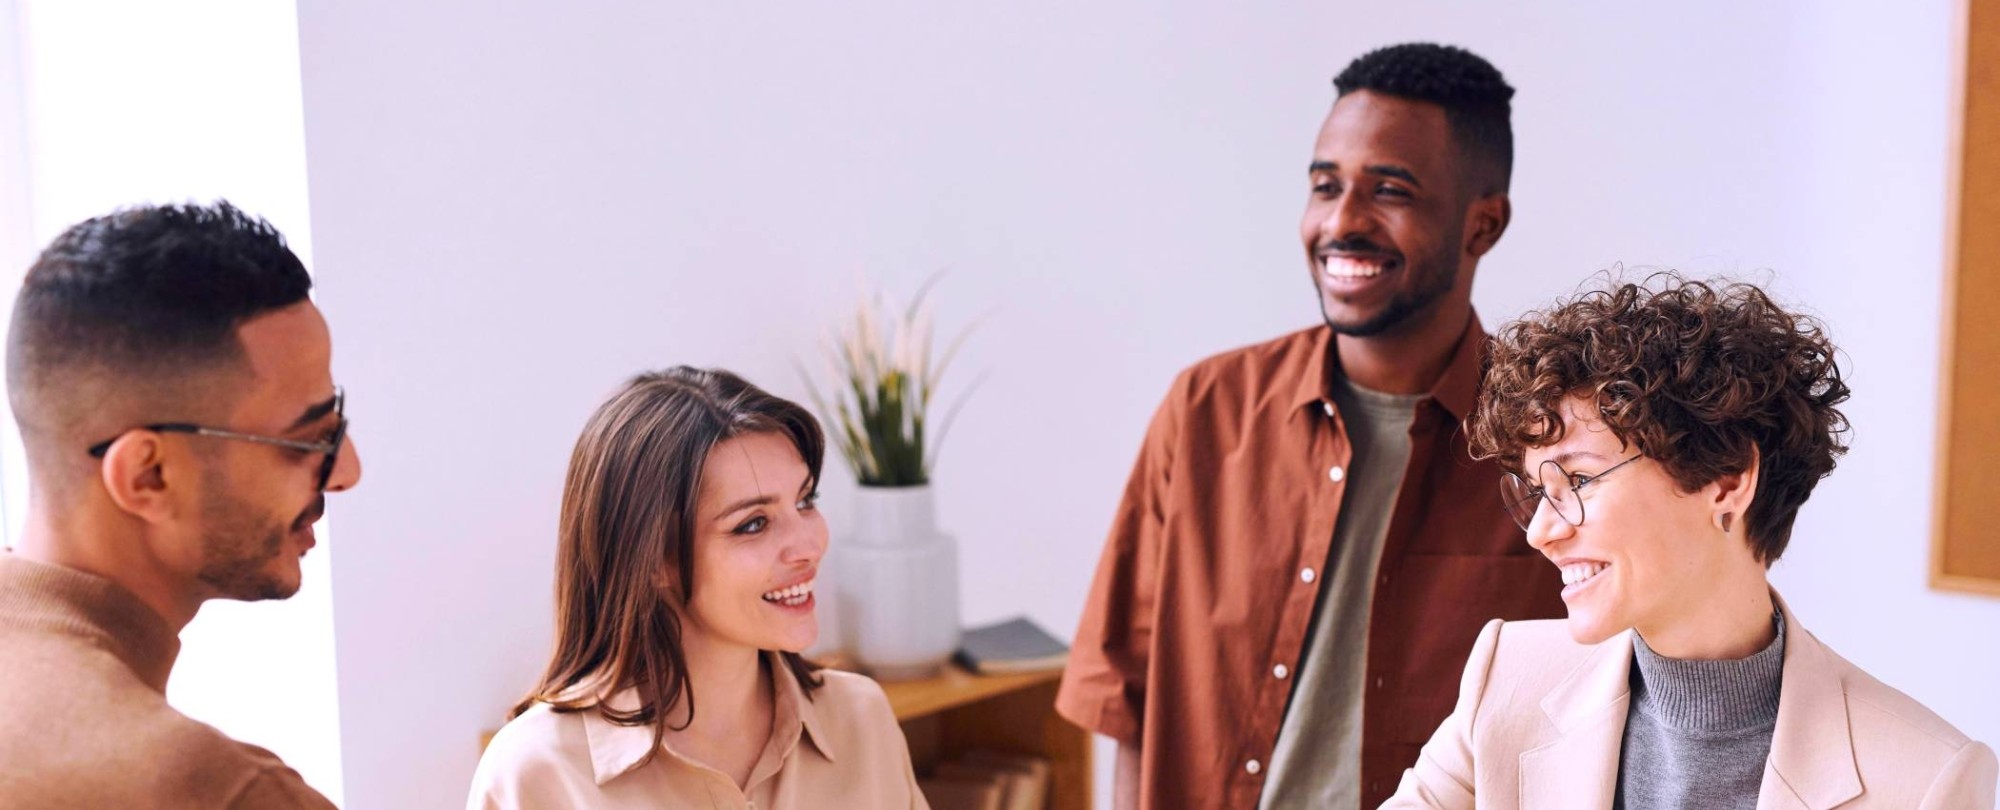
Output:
[882,664,1091,810]
[881,665,1064,721]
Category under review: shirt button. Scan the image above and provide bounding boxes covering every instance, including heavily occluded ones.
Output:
[1246,759,1262,775]
[1322,401,1335,417]
[1375,677,1385,689]
[1300,567,1317,584]
[1328,465,1345,483]
[1273,663,1289,679]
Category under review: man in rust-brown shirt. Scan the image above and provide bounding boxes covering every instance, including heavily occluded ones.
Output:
[1058,44,1565,809]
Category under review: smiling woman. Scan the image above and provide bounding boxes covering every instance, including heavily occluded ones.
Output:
[466,366,928,810]
[1380,273,1998,809]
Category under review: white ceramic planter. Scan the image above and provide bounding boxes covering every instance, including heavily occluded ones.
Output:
[835,485,962,681]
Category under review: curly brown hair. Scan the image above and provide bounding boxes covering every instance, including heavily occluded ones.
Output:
[1468,273,1851,563]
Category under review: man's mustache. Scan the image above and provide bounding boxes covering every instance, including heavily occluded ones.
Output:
[292,496,326,531]
[1317,237,1401,260]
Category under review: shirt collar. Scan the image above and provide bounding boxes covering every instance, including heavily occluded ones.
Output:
[743,653,837,789]
[1289,312,1488,421]
[581,651,833,787]
[781,654,837,763]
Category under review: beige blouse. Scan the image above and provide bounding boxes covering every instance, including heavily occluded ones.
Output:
[468,654,929,810]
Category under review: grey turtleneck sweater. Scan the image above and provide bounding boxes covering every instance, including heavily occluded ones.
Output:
[1613,612,1786,810]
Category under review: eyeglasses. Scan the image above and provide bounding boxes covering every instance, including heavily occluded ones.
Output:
[86,388,349,492]
[1499,454,1641,531]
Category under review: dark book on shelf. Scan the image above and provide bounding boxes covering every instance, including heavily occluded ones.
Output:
[954,616,1068,675]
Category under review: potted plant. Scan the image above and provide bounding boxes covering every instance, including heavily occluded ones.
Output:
[803,277,978,680]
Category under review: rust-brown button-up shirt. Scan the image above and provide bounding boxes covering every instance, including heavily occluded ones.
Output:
[1056,316,1566,809]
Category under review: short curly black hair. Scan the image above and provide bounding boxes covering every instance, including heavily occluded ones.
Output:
[7,200,312,440]
[1468,273,1851,564]
[1334,43,1514,193]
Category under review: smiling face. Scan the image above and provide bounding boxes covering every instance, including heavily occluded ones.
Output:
[1521,396,1759,646]
[1301,90,1486,338]
[181,301,362,601]
[679,431,827,656]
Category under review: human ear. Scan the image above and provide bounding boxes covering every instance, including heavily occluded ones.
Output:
[652,564,686,602]
[1706,446,1761,533]
[1464,192,1511,258]
[98,433,179,525]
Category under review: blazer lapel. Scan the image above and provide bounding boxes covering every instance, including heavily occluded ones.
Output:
[1756,595,1862,810]
[1520,631,1634,810]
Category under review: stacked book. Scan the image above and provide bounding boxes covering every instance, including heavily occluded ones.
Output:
[917,750,1052,810]
[952,616,1068,675]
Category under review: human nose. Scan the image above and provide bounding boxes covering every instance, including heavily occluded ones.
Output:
[1523,497,1574,552]
[1318,186,1377,244]
[783,514,828,565]
[324,431,362,493]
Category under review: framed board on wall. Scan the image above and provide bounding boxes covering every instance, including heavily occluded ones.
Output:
[1935,0,2000,596]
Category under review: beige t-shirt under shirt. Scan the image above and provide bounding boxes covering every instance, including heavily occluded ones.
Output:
[1259,376,1424,809]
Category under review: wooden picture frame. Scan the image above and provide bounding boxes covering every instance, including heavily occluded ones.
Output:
[1934,0,2000,596]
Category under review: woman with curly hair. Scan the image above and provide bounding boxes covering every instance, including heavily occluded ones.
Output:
[466,367,927,809]
[1382,275,1995,809]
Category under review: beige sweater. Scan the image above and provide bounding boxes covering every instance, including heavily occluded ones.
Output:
[0,552,336,809]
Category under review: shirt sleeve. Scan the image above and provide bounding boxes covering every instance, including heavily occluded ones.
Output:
[1919,740,1998,810]
[226,765,338,810]
[1054,370,1187,746]
[463,717,588,810]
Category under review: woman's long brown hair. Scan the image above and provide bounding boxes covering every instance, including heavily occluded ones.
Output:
[513,366,824,764]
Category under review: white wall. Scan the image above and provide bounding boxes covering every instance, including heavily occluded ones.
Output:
[2,1,343,801]
[0,0,36,544]
[294,2,2000,807]
[1755,0,2000,755]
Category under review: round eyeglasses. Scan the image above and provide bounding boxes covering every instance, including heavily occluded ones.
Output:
[1499,455,1641,531]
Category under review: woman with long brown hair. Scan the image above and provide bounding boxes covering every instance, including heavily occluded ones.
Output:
[467,367,927,808]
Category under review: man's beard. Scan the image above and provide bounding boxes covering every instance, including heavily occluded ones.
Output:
[195,481,316,602]
[1323,253,1459,338]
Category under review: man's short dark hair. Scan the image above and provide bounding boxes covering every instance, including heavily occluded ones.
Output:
[1334,43,1515,194]
[7,201,313,439]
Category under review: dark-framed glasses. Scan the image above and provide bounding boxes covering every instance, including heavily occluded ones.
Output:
[86,388,348,492]
[1499,454,1641,531]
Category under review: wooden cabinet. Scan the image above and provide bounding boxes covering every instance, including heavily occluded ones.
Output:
[882,666,1091,810]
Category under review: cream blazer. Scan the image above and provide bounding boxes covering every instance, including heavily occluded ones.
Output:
[1382,595,1996,809]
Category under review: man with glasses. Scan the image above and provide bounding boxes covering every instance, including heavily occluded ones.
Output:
[0,201,357,807]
